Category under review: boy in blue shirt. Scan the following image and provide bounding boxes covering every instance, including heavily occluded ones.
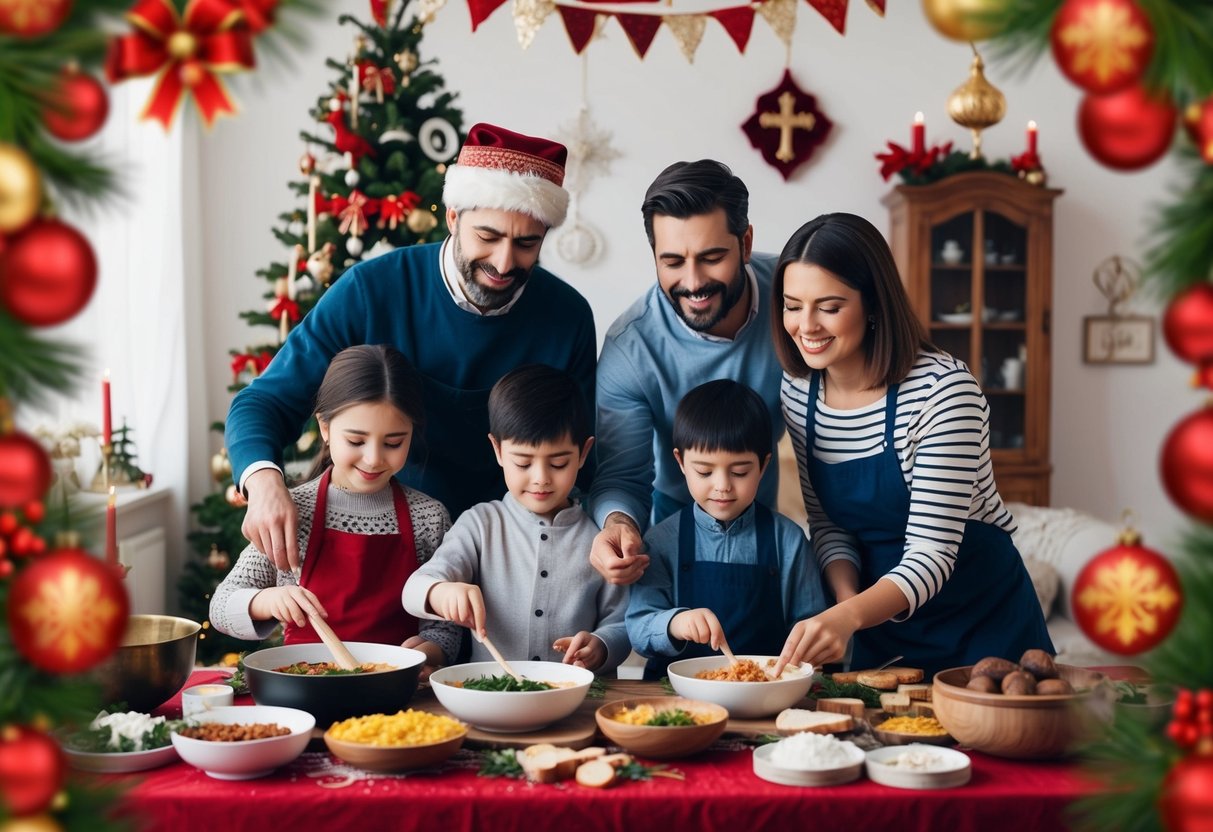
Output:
[626,380,827,679]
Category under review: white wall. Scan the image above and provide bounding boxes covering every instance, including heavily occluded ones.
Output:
[195,0,1192,551]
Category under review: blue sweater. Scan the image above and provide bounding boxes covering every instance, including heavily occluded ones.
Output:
[226,243,597,519]
[589,255,785,530]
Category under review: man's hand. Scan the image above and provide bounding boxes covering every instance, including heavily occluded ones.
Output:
[553,632,606,671]
[668,608,727,649]
[589,513,650,586]
[242,468,299,572]
[249,585,327,628]
[426,582,487,638]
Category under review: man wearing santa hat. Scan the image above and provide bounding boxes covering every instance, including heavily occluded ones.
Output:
[226,123,595,573]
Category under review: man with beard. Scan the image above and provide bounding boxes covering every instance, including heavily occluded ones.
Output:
[227,124,596,575]
[588,160,785,586]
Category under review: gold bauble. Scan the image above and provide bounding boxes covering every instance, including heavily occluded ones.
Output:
[0,815,63,832]
[922,0,1007,42]
[947,49,1006,159]
[210,448,232,483]
[224,483,247,508]
[0,142,42,233]
[406,208,438,234]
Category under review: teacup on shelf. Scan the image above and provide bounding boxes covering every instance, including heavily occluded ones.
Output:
[940,240,963,264]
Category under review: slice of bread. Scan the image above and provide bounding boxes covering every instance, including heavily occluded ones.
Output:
[830,671,863,684]
[815,697,867,720]
[898,683,933,701]
[856,670,900,690]
[884,667,925,684]
[775,708,854,735]
[909,701,936,717]
[879,692,911,714]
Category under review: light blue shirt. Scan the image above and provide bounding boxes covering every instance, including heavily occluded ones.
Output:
[625,502,827,658]
[589,254,785,530]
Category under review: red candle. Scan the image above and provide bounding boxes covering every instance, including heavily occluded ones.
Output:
[912,111,925,156]
[1027,120,1038,155]
[102,370,112,447]
[105,486,118,567]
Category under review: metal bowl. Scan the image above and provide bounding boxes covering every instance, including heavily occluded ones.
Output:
[97,615,201,713]
[242,642,425,731]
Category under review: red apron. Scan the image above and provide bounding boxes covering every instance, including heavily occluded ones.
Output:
[283,467,420,645]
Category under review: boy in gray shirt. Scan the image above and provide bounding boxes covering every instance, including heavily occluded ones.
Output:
[403,365,629,672]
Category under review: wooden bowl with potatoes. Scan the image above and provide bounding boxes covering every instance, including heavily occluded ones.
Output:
[932,650,1111,759]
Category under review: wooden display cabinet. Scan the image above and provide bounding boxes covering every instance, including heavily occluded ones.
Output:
[883,172,1062,506]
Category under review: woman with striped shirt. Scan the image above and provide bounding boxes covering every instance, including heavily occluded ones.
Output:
[769,213,1052,677]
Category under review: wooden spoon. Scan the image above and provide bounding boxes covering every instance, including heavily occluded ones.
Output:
[307,612,359,671]
[474,631,525,684]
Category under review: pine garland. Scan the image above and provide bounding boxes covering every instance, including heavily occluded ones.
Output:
[0,311,84,404]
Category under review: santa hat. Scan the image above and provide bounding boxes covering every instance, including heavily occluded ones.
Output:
[442,123,570,228]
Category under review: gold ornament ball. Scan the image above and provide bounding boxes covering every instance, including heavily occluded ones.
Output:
[406,208,438,234]
[0,815,63,832]
[210,449,232,483]
[224,483,247,508]
[922,0,1008,42]
[0,142,42,233]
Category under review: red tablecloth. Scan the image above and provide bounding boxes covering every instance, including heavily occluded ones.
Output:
[109,671,1099,832]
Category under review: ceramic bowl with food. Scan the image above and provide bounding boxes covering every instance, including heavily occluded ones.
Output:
[595,696,728,759]
[171,705,315,780]
[865,744,972,790]
[931,664,1110,759]
[243,642,425,731]
[428,661,594,733]
[324,710,469,773]
[666,656,814,719]
[95,615,201,713]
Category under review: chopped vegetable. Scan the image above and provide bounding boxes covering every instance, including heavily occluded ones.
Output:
[458,674,555,692]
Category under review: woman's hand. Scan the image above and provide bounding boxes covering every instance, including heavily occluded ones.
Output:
[553,632,606,671]
[249,585,327,628]
[773,606,860,677]
[668,608,727,649]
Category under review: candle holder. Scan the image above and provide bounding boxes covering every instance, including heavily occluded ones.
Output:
[90,422,152,491]
[90,441,115,493]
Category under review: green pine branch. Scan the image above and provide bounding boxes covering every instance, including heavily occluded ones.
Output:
[1143,147,1213,299]
[0,311,85,406]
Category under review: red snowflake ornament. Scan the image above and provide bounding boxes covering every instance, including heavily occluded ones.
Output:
[742,70,832,181]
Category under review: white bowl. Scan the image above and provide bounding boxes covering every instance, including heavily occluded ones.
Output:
[428,661,593,733]
[666,656,814,719]
[865,744,972,789]
[63,743,179,774]
[752,739,864,786]
[171,705,315,780]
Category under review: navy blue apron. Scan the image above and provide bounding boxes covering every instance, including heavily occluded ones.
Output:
[804,372,1052,676]
[644,503,787,680]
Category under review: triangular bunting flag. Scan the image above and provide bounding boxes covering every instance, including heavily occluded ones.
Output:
[558,5,598,53]
[866,0,885,15]
[616,12,663,59]
[663,14,707,63]
[513,0,554,49]
[710,6,755,54]
[757,0,796,49]
[805,0,847,34]
[468,0,508,31]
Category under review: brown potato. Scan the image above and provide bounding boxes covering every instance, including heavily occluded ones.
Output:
[965,675,999,693]
[1001,670,1038,696]
[1019,649,1059,681]
[1036,678,1074,695]
[970,657,1019,683]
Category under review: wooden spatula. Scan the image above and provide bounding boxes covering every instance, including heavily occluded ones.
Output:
[308,613,359,671]
[474,631,525,684]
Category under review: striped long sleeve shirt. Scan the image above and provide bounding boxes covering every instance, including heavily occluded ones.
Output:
[780,350,1017,618]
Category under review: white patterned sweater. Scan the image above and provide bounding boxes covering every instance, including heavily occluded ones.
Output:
[210,476,461,662]
[781,350,1017,619]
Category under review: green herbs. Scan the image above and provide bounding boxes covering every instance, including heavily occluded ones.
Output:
[1115,682,1150,705]
[616,760,683,781]
[460,675,555,692]
[645,709,696,727]
[64,718,177,754]
[478,749,525,778]
[587,677,607,700]
[275,661,370,675]
[810,677,883,708]
[659,676,676,695]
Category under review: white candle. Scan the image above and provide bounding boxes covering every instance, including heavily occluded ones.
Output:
[307,176,318,254]
[286,245,299,300]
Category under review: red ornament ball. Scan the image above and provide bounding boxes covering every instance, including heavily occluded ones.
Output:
[1184,95,1213,164]
[1162,406,1213,523]
[1078,84,1177,171]
[0,725,65,817]
[0,0,72,37]
[42,68,109,142]
[1164,283,1213,365]
[1050,0,1154,95]
[1160,753,1213,832]
[0,433,52,509]
[0,217,97,326]
[6,548,129,674]
[1070,530,1182,655]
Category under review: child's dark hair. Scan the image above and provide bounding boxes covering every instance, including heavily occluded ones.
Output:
[673,380,772,458]
[488,364,591,447]
[307,344,425,480]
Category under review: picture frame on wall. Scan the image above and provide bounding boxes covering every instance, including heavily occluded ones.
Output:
[1082,315,1155,364]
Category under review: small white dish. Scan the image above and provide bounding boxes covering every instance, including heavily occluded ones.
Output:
[865,744,971,789]
[997,310,1022,321]
[182,683,234,718]
[938,313,972,324]
[752,740,865,787]
[63,743,179,774]
[171,705,314,780]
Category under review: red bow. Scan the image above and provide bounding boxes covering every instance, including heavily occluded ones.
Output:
[269,297,300,321]
[233,0,278,33]
[377,191,420,229]
[314,190,347,217]
[1011,150,1043,173]
[875,140,952,181]
[324,108,375,162]
[337,190,378,237]
[105,0,256,130]
[230,350,272,380]
[359,62,396,99]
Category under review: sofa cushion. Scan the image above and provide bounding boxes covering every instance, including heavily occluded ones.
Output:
[1023,556,1060,618]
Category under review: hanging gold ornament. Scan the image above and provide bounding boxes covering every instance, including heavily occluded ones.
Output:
[757,0,797,50]
[0,142,42,233]
[406,207,438,234]
[394,50,418,74]
[947,47,1006,159]
[512,0,554,49]
[664,14,707,63]
[207,544,231,570]
[210,448,232,483]
[922,0,1008,43]
[224,483,247,508]
[0,815,63,832]
[414,0,447,25]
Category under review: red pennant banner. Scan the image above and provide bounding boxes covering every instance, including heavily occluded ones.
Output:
[558,5,598,54]
[805,0,848,34]
[617,12,662,58]
[866,0,885,15]
[710,6,754,53]
[468,0,508,30]
[370,0,388,25]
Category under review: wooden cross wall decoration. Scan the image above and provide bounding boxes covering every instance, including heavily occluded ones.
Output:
[742,70,833,181]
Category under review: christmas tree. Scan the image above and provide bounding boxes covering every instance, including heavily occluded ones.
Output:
[180,0,464,664]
